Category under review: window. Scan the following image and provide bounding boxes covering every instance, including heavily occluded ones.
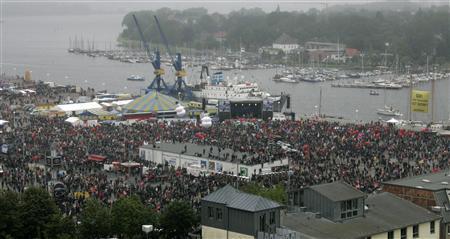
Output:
[216,208,222,220]
[270,211,276,224]
[388,231,394,239]
[430,221,435,234]
[413,224,419,238]
[208,207,214,218]
[259,214,266,232]
[401,227,407,239]
[340,199,359,219]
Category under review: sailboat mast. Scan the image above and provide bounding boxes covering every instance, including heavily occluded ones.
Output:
[431,66,436,123]
[319,86,322,116]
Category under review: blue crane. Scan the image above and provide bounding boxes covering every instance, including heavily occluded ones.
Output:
[132,14,168,93]
[153,15,190,98]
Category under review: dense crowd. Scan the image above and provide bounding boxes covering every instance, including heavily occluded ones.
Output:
[1,80,450,221]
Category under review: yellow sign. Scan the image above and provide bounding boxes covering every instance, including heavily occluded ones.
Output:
[411,90,430,113]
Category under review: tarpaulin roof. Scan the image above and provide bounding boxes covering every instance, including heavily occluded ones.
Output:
[65,117,80,124]
[123,91,178,113]
[87,154,106,162]
[55,102,102,112]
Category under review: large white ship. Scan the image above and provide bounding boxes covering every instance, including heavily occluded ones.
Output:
[191,72,270,100]
[192,82,270,100]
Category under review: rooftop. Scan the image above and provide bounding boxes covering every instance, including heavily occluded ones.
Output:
[140,142,258,165]
[274,33,298,45]
[283,192,441,239]
[383,170,450,191]
[309,181,365,202]
[203,185,282,212]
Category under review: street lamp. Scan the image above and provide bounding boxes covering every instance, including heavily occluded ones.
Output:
[142,225,153,239]
[355,109,359,122]
[314,105,318,117]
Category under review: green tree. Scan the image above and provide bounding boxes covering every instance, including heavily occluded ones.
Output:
[79,199,112,239]
[160,201,197,239]
[21,187,61,238]
[240,182,286,204]
[111,196,157,239]
[0,190,23,238]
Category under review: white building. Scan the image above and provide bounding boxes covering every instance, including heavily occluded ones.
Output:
[272,33,299,54]
[139,142,288,178]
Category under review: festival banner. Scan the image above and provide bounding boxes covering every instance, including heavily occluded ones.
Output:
[240,167,248,177]
[411,90,430,113]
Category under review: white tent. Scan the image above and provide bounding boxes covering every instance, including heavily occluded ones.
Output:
[57,102,103,112]
[65,117,81,125]
[55,102,102,114]
[0,120,9,126]
[386,118,399,124]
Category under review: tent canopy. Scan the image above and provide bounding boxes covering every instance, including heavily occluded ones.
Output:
[0,120,9,126]
[386,118,399,123]
[87,154,106,162]
[55,102,102,112]
[123,91,178,113]
[65,117,80,124]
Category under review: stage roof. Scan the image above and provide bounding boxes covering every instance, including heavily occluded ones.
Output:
[123,91,178,113]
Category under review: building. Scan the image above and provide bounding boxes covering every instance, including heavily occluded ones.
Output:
[304,41,346,62]
[383,171,450,239]
[139,142,288,178]
[201,185,282,239]
[272,181,441,239]
[258,46,283,56]
[272,33,299,54]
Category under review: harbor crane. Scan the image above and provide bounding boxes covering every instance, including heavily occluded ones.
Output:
[132,14,168,93]
[153,16,191,99]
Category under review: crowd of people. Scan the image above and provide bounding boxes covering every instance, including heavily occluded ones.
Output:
[1,79,450,221]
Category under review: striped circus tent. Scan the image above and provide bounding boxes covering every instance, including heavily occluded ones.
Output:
[123,91,178,113]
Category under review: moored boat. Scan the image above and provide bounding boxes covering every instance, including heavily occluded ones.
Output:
[127,75,145,81]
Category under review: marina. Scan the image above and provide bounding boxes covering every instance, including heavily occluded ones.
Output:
[2,3,450,239]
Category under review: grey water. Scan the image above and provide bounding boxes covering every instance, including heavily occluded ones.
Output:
[2,13,449,123]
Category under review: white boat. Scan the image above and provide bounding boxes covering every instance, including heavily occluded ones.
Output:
[127,75,145,81]
[377,105,403,117]
[369,90,379,96]
[279,76,299,83]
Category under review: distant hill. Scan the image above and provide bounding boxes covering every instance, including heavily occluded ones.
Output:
[327,0,447,13]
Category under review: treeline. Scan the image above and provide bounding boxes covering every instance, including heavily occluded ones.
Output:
[120,6,450,65]
[0,188,197,239]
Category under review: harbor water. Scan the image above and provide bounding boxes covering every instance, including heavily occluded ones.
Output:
[2,13,449,123]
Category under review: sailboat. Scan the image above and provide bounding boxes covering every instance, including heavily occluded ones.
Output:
[377,105,403,117]
[377,76,402,117]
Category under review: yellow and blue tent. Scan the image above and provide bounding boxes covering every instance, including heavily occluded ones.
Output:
[123,91,178,113]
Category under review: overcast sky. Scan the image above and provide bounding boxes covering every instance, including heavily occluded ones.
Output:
[2,0,448,16]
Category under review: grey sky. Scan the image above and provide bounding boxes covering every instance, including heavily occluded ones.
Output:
[2,0,448,16]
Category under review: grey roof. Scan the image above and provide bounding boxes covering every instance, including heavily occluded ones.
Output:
[383,170,450,191]
[203,185,282,212]
[140,142,256,165]
[274,33,298,45]
[433,190,450,223]
[309,181,365,202]
[282,192,441,239]
[203,185,238,204]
